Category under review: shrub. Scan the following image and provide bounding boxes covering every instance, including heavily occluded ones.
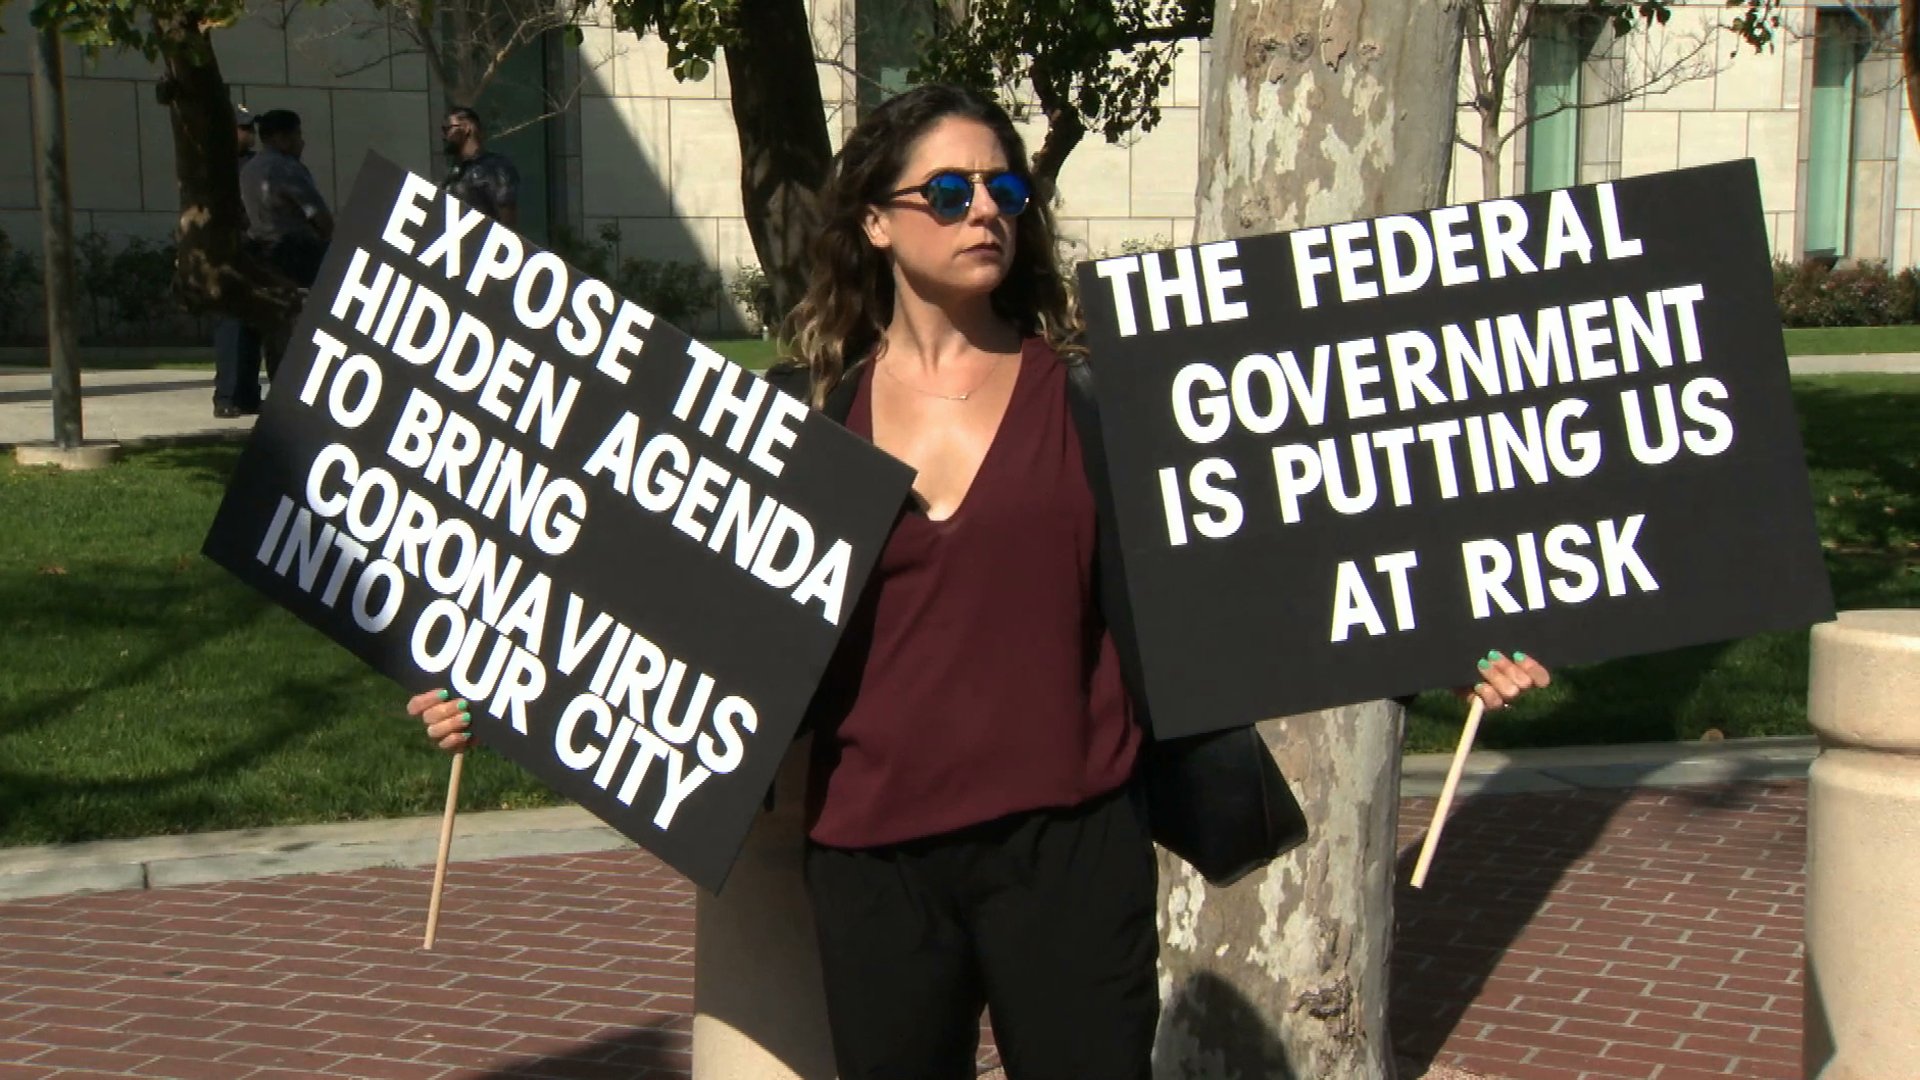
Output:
[612,257,722,327]
[726,263,776,336]
[110,237,182,341]
[547,221,721,327]
[549,222,619,283]
[0,226,41,341]
[74,230,116,340]
[1773,257,1920,328]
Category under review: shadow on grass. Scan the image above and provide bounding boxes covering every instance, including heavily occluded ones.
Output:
[0,569,345,842]
[0,574,273,734]
[134,441,249,489]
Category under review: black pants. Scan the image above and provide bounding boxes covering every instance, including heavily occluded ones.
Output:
[212,316,263,409]
[263,235,327,381]
[804,787,1158,1080]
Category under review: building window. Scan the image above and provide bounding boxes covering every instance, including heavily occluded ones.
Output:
[1525,10,1599,193]
[1805,11,1865,258]
[477,34,552,242]
[855,0,941,118]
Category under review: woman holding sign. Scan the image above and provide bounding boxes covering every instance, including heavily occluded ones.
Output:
[410,84,1549,1078]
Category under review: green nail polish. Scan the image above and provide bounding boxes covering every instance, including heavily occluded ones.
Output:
[1487,650,1505,661]
[1514,652,1528,662]
[1477,658,1491,670]
[436,689,449,701]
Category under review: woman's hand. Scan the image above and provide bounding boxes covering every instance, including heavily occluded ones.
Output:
[1462,651,1551,711]
[406,689,473,752]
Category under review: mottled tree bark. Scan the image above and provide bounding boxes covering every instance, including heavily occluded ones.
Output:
[153,8,301,328]
[724,0,834,324]
[1195,0,1462,239]
[1029,63,1086,185]
[1156,3,1465,1077]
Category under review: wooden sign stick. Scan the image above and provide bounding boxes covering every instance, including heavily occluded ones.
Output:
[1409,696,1486,890]
[422,749,466,950]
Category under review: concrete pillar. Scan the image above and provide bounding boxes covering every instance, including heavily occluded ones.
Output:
[1804,610,1920,1079]
[693,739,836,1079]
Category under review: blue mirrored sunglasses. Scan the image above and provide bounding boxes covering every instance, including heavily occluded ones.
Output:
[885,169,1033,222]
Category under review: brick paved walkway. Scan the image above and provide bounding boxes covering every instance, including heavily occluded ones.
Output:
[0,782,1805,1079]
[1393,782,1805,1080]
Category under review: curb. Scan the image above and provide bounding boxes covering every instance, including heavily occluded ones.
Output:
[0,738,1819,903]
[0,806,629,903]
[1398,734,1817,798]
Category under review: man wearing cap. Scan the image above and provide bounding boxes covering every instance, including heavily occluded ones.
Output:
[213,105,264,418]
[440,107,520,227]
[239,108,333,380]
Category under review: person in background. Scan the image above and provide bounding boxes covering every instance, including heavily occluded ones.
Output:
[212,104,264,418]
[239,108,332,380]
[440,107,519,227]
[409,84,1552,1079]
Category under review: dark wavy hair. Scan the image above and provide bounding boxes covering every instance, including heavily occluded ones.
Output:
[781,83,1078,405]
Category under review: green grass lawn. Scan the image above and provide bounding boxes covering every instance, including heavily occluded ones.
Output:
[2,377,1914,845]
[1780,325,1920,355]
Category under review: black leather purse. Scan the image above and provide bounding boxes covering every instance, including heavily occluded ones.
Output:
[1140,727,1309,886]
[1063,360,1310,888]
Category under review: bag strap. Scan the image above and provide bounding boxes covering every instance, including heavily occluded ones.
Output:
[1063,360,1160,740]
[762,359,865,424]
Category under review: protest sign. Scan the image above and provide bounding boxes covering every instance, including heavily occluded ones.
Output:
[204,153,913,891]
[1077,160,1835,740]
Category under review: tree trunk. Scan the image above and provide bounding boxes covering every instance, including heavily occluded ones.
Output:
[1029,66,1087,186]
[1162,2,1465,1076]
[1196,1,1462,239]
[29,22,81,448]
[724,0,834,327]
[1479,102,1502,199]
[153,8,301,328]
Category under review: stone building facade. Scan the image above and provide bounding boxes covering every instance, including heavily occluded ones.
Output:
[1,1,1915,335]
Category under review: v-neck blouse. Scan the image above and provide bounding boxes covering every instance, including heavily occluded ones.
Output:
[805,338,1142,849]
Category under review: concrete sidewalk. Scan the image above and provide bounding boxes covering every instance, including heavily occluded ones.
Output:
[0,736,1818,904]
[0,367,257,450]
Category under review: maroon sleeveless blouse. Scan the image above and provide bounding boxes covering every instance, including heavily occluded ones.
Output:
[805,339,1142,848]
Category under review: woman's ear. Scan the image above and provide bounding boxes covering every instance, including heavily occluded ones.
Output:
[862,204,891,252]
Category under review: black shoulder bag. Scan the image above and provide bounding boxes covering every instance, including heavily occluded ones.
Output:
[1062,359,1309,888]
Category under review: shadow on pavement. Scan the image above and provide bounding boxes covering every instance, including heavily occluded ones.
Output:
[0,378,217,405]
[1388,753,1803,1074]
[471,1020,690,1079]
[1160,970,1302,1079]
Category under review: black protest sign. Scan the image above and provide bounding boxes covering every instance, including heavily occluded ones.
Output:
[1077,160,1834,740]
[204,152,913,891]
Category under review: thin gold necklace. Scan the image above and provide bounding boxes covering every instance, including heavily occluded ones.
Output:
[878,353,1006,402]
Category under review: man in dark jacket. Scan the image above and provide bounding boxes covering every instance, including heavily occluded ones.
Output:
[440,107,520,227]
[239,108,333,380]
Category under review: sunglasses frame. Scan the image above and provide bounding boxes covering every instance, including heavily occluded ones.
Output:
[883,169,1033,223]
